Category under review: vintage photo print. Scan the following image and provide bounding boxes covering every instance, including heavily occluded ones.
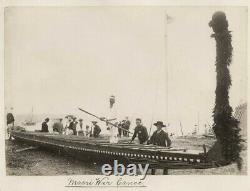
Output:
[0,1,249,191]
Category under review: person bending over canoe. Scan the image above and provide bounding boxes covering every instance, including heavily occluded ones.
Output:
[149,121,171,147]
[129,118,148,144]
[92,121,101,138]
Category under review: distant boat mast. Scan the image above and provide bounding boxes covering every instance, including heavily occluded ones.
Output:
[31,106,34,122]
[164,13,173,124]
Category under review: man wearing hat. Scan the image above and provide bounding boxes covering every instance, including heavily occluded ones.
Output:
[130,118,149,144]
[41,118,50,132]
[92,121,101,138]
[68,117,78,135]
[149,121,171,147]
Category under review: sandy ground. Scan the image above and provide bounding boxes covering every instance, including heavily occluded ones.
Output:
[5,136,247,176]
[6,140,101,175]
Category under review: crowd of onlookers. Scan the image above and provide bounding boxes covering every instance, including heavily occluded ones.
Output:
[6,108,172,147]
[41,115,131,138]
[41,117,172,147]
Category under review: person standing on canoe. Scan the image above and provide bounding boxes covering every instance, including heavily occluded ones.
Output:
[130,118,149,144]
[107,95,119,143]
[41,118,49,132]
[92,121,101,138]
[149,121,171,147]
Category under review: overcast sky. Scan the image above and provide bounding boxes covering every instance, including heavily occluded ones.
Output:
[5,6,247,134]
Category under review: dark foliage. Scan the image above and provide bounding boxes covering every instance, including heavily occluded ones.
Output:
[209,11,242,169]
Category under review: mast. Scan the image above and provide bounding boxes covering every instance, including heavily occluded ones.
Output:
[164,13,168,124]
[179,121,184,136]
[164,13,173,125]
[31,107,33,122]
[197,112,200,134]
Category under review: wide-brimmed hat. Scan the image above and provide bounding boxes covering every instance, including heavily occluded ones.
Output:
[79,119,83,121]
[153,121,166,127]
[92,121,98,124]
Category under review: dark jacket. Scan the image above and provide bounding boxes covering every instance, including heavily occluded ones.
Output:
[41,122,49,132]
[123,120,131,129]
[68,121,77,135]
[131,125,149,144]
[150,130,171,147]
[93,125,101,137]
[68,121,74,130]
[7,113,15,125]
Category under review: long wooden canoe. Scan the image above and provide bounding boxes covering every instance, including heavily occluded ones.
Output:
[10,129,218,171]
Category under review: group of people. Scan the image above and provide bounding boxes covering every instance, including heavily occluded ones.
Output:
[117,117,131,137]
[130,118,172,147]
[6,94,171,147]
[41,116,171,147]
[42,115,131,138]
[41,116,101,137]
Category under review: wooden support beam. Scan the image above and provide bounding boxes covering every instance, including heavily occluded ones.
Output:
[163,168,169,175]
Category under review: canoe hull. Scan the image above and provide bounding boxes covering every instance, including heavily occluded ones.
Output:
[10,130,217,170]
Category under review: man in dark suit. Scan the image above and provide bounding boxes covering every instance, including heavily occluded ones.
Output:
[149,121,171,147]
[92,121,101,138]
[67,117,78,135]
[41,118,49,132]
[122,117,131,137]
[130,118,148,144]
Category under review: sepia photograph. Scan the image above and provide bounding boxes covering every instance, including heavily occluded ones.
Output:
[1,2,248,190]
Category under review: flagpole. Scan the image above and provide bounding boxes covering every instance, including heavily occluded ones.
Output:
[164,13,173,129]
[164,13,169,125]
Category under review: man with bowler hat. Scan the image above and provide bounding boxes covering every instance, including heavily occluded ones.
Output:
[149,121,171,147]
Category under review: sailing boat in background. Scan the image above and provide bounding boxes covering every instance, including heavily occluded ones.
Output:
[22,107,36,126]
